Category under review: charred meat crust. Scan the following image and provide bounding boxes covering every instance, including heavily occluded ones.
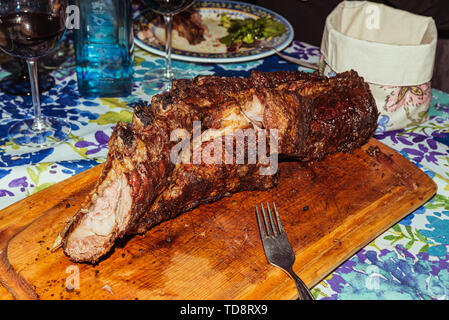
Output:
[61,70,378,263]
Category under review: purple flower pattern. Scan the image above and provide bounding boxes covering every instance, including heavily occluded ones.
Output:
[0,189,14,197]
[74,131,110,155]
[287,41,321,61]
[376,128,448,165]
[8,176,28,192]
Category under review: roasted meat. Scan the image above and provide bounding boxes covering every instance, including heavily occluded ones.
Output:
[58,70,378,263]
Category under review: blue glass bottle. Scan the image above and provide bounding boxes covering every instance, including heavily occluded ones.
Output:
[74,0,134,97]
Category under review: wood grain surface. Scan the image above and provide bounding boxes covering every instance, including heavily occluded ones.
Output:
[0,139,437,300]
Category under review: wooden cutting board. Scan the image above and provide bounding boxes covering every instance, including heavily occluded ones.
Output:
[0,138,437,300]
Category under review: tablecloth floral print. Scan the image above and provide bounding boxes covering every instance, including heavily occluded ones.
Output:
[1,40,449,300]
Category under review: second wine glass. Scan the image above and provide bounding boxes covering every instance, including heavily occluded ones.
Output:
[143,0,195,92]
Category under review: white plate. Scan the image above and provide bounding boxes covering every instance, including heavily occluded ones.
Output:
[134,0,294,63]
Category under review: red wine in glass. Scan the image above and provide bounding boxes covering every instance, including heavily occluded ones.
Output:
[0,12,65,57]
[0,1,71,148]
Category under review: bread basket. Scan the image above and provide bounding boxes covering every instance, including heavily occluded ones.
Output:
[320,1,438,132]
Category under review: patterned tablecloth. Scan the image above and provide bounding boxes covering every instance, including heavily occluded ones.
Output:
[1,37,449,300]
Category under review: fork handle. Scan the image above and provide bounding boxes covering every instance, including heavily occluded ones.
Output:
[286,267,315,300]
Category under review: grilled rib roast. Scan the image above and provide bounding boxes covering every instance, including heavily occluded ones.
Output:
[58,70,378,263]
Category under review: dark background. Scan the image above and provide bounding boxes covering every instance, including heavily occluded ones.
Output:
[241,0,449,91]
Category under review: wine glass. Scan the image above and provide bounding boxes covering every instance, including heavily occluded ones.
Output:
[0,0,71,148]
[143,0,195,92]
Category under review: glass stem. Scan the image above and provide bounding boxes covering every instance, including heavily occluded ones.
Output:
[26,58,44,131]
[164,14,174,79]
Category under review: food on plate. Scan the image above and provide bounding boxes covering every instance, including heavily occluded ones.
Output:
[219,14,287,52]
[138,8,209,47]
[137,8,287,54]
[169,9,208,45]
[55,70,378,263]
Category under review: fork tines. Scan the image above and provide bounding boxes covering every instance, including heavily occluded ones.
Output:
[256,202,284,237]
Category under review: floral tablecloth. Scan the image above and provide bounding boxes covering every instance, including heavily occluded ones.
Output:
[1,38,449,300]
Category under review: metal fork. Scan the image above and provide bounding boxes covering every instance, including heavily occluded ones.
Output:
[256,202,314,300]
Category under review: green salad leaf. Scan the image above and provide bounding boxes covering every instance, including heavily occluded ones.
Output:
[219,14,287,49]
